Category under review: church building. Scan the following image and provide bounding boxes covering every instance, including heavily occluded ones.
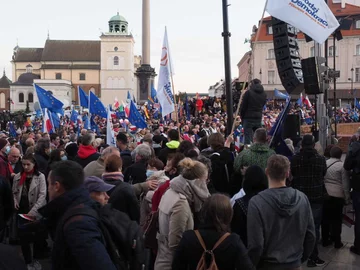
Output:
[10,13,141,111]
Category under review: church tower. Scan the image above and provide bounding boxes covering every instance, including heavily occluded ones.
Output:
[100,13,136,106]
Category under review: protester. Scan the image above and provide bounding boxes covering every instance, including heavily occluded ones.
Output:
[240,79,267,144]
[124,144,152,185]
[116,132,132,172]
[290,135,327,267]
[34,138,51,175]
[84,146,119,179]
[8,146,22,179]
[154,158,210,269]
[158,129,180,165]
[247,154,316,269]
[13,153,47,270]
[322,146,350,249]
[74,133,101,168]
[344,135,360,256]
[38,161,116,270]
[84,176,114,206]
[172,194,254,270]
[0,138,11,183]
[231,165,268,246]
[234,128,275,173]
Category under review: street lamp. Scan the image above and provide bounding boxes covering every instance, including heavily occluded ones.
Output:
[348,67,354,103]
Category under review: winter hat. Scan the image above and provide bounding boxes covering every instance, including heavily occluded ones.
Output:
[0,138,8,150]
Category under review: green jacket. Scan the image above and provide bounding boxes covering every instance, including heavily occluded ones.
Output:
[234,143,276,172]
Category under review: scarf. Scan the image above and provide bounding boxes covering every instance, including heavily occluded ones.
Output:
[170,175,210,212]
[8,163,14,174]
[19,169,34,186]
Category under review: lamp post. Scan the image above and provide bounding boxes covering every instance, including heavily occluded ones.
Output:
[351,67,354,102]
[221,0,233,135]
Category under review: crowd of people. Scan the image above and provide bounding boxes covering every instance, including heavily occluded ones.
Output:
[0,111,359,270]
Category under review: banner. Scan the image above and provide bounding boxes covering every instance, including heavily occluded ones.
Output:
[157,27,175,117]
[266,0,340,44]
[106,106,116,146]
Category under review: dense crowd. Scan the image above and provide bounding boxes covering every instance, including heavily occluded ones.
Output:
[0,111,359,270]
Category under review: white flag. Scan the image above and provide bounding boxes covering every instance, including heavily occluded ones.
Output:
[106,106,115,146]
[157,27,175,117]
[266,0,340,44]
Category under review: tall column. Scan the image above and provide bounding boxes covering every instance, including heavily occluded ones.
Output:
[135,0,156,102]
[142,0,150,65]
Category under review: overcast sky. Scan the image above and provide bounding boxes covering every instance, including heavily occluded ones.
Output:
[0,0,267,93]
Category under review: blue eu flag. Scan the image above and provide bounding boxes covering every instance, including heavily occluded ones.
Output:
[128,100,147,129]
[90,115,100,135]
[51,112,60,129]
[151,86,158,103]
[70,109,79,124]
[9,122,17,138]
[78,86,89,108]
[89,91,107,119]
[34,84,64,115]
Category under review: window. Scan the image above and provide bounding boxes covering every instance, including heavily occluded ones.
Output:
[356,20,360,29]
[268,71,275,84]
[114,56,119,66]
[268,25,273,35]
[114,47,118,52]
[0,93,5,109]
[356,68,360,82]
[19,93,24,103]
[268,49,275,59]
[28,93,34,103]
[356,45,360,55]
[79,73,86,81]
[329,46,337,57]
[310,46,315,57]
[55,73,62,80]
[26,64,33,73]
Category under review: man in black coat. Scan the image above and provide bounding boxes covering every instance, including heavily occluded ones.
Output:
[344,137,360,256]
[240,79,267,144]
[116,133,133,172]
[34,138,51,175]
[39,161,116,270]
[158,129,180,165]
[124,144,152,185]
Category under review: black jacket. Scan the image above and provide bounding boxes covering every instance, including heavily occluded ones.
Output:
[172,229,254,270]
[0,244,27,270]
[240,84,267,120]
[0,176,13,231]
[74,153,101,168]
[34,151,49,175]
[158,143,179,165]
[39,188,116,270]
[231,195,251,247]
[108,181,140,223]
[124,160,147,185]
[290,148,327,204]
[120,149,133,173]
[344,141,360,191]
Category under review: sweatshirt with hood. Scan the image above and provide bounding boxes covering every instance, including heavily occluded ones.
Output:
[247,187,316,269]
[240,83,267,120]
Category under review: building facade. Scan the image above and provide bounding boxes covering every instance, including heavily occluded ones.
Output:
[0,71,11,111]
[10,13,140,112]
[246,1,360,100]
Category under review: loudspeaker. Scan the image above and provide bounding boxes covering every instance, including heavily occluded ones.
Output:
[272,17,304,95]
[301,57,328,95]
[282,114,301,140]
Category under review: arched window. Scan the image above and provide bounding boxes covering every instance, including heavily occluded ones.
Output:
[28,92,34,103]
[19,93,24,103]
[90,87,95,93]
[121,25,126,33]
[114,56,119,66]
[115,24,120,32]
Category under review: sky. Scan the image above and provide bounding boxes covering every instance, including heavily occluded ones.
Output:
[0,0,268,93]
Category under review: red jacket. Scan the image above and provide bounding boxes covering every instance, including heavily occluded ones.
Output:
[196,99,203,112]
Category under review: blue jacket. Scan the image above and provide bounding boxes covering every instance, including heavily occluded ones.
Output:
[39,188,116,270]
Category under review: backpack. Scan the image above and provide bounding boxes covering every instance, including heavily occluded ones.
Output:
[142,210,159,250]
[194,230,230,270]
[208,152,234,194]
[61,204,146,270]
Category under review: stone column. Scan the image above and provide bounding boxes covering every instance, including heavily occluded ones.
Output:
[135,0,156,102]
[142,0,150,65]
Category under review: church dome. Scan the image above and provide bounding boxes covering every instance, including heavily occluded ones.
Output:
[110,12,127,22]
[15,73,40,85]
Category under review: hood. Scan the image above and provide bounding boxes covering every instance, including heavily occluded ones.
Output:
[250,143,272,153]
[77,145,97,159]
[166,140,180,149]
[258,187,302,217]
[251,83,264,94]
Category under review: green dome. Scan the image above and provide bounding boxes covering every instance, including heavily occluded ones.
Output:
[110,12,127,22]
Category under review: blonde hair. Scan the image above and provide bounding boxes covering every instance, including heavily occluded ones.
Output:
[179,158,208,180]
